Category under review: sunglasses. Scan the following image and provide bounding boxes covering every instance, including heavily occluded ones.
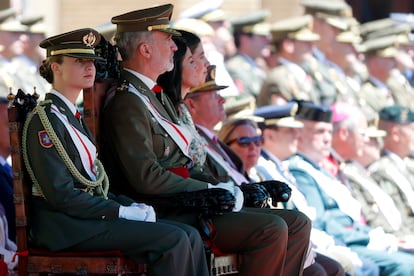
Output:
[227,136,264,147]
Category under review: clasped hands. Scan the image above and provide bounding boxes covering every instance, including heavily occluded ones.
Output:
[119,202,156,222]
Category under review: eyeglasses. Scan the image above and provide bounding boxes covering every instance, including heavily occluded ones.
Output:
[227,136,264,147]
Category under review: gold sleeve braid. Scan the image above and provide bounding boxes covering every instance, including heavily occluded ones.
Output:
[22,100,109,199]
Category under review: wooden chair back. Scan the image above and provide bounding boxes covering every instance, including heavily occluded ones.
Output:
[8,88,147,275]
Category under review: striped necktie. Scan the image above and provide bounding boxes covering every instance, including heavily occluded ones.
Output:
[3,162,12,177]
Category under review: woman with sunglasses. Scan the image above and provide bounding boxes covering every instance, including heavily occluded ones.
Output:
[218,118,264,180]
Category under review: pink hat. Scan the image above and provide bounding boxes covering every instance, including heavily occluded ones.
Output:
[330,101,358,123]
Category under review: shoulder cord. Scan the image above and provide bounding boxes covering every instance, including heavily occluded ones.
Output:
[22,100,109,199]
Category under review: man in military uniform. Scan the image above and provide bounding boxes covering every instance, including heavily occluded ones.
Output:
[360,35,414,112]
[369,105,414,230]
[330,102,413,237]
[225,10,270,99]
[288,101,414,275]
[256,15,321,107]
[254,102,378,276]
[11,15,50,98]
[0,8,24,96]
[301,0,364,107]
[178,0,237,60]
[102,4,311,275]
[360,18,414,110]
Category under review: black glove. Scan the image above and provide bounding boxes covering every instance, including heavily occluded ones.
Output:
[136,188,235,216]
[239,183,269,208]
[179,188,235,215]
[258,180,292,203]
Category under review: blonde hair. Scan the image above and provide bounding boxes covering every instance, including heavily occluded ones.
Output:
[218,118,258,144]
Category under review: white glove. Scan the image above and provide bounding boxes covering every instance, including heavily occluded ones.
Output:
[144,205,156,222]
[119,203,156,222]
[367,227,398,253]
[208,181,244,212]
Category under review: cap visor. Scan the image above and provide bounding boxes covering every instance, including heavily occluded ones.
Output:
[190,84,229,93]
[159,28,182,36]
[65,53,105,60]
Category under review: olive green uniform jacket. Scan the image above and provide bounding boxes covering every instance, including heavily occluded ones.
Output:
[368,152,414,233]
[101,71,209,197]
[25,93,131,251]
[225,53,266,98]
[341,161,410,236]
[387,71,414,111]
[257,61,320,107]
[359,78,395,114]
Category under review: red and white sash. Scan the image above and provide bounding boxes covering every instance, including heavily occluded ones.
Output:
[129,86,191,159]
[50,105,97,180]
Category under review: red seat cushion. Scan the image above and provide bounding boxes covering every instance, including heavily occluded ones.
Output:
[29,248,125,257]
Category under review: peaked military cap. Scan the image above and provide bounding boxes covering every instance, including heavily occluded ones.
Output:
[365,22,411,41]
[111,4,180,36]
[254,102,304,128]
[224,95,256,119]
[320,16,360,33]
[95,22,116,41]
[173,18,215,37]
[20,15,43,27]
[20,15,45,33]
[301,0,353,17]
[359,18,394,39]
[336,30,361,44]
[270,15,320,43]
[361,35,398,57]
[0,8,16,24]
[39,28,103,59]
[296,101,332,122]
[230,9,270,36]
[188,65,228,94]
[0,19,26,32]
[379,105,414,124]
[178,0,224,21]
[200,9,226,22]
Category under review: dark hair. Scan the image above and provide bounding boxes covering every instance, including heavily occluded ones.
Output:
[39,55,64,84]
[157,36,188,109]
[176,29,201,54]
